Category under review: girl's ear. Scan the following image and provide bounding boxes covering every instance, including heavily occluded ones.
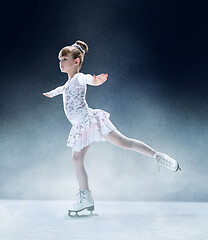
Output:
[75,57,80,65]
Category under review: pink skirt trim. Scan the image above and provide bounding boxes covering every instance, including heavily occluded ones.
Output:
[66,109,117,156]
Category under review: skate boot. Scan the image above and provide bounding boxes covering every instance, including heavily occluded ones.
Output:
[152,151,182,172]
[68,188,95,217]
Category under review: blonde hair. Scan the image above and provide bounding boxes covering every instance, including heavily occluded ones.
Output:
[58,40,88,70]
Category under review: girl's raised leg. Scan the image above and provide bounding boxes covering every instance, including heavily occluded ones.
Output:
[102,128,156,157]
[102,128,181,172]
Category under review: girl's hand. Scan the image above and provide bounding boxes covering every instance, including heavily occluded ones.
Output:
[92,73,108,86]
[43,93,52,98]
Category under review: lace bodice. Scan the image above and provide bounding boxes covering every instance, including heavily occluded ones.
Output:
[46,72,94,125]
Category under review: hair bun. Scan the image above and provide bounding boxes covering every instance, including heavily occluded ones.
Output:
[75,40,88,54]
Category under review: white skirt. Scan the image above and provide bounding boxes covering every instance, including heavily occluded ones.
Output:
[67,108,117,156]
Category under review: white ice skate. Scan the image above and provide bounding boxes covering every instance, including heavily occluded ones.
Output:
[68,189,95,217]
[152,151,182,172]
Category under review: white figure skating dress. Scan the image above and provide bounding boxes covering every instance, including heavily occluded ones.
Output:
[46,72,117,156]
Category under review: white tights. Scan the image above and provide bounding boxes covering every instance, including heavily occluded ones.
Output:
[72,128,156,190]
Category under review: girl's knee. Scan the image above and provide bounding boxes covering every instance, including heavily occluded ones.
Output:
[72,153,83,165]
[72,145,90,165]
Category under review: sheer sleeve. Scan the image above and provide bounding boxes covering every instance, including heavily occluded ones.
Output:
[76,73,94,86]
[45,85,64,97]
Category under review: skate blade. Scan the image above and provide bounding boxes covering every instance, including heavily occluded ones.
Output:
[68,212,98,218]
[68,206,97,217]
[175,163,182,172]
[178,166,182,171]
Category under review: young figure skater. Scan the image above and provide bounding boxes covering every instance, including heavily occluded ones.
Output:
[43,40,181,216]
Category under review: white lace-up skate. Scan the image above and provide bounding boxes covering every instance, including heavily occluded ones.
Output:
[152,151,182,172]
[68,189,95,217]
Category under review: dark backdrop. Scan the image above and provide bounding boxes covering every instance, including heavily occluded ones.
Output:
[0,0,207,201]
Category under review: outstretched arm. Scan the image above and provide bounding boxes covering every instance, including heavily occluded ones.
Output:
[43,85,63,98]
[76,73,109,86]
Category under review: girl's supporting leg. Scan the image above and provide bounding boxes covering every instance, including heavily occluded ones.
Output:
[102,128,156,158]
[72,145,90,190]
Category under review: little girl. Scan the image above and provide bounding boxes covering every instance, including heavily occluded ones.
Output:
[43,40,181,216]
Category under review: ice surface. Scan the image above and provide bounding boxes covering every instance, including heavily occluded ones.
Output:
[0,200,207,240]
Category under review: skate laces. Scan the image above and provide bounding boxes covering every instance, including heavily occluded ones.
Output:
[156,154,172,172]
[74,189,86,204]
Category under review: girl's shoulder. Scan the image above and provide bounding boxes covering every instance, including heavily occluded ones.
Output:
[75,72,92,86]
[72,72,84,86]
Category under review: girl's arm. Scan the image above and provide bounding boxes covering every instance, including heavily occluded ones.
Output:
[43,85,63,98]
[77,73,108,86]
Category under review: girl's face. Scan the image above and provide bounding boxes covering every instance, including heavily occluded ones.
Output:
[59,54,79,73]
